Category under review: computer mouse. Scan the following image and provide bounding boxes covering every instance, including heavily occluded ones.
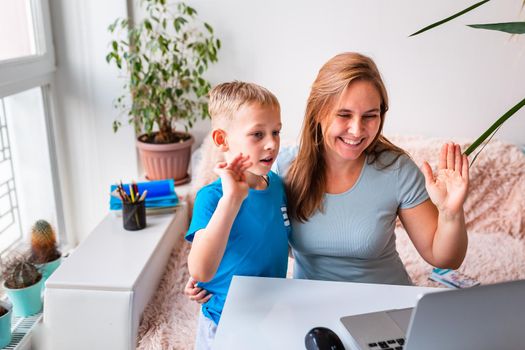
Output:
[305,326,345,350]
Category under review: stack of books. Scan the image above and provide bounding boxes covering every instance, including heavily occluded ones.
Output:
[429,268,480,289]
[110,179,179,215]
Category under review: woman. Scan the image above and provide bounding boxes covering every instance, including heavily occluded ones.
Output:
[186,52,469,300]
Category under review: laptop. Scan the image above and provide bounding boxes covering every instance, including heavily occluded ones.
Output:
[340,279,525,350]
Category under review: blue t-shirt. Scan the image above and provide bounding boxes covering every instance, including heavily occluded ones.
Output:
[186,171,290,324]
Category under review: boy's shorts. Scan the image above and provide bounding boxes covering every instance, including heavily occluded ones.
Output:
[194,310,218,350]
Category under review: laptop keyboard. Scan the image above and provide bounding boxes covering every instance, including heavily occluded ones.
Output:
[367,338,405,349]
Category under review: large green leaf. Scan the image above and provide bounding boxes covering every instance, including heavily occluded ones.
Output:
[464,97,525,156]
[467,22,525,34]
[410,0,490,37]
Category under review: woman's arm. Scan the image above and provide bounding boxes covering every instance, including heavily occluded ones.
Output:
[398,143,469,269]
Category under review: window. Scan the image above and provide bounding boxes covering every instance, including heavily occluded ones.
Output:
[0,0,64,253]
[0,101,22,251]
[0,0,37,61]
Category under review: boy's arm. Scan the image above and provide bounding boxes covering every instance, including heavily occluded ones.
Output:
[185,277,212,304]
[187,154,252,282]
[188,194,244,282]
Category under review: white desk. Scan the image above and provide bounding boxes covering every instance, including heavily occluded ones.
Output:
[214,276,438,350]
[43,203,188,350]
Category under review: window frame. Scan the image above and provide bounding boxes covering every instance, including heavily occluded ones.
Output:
[0,0,66,252]
[0,0,55,99]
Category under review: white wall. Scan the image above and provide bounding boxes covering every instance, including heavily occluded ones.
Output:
[185,0,525,145]
[50,0,138,244]
[50,0,524,244]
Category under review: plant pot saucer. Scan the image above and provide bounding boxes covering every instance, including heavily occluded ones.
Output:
[146,174,190,186]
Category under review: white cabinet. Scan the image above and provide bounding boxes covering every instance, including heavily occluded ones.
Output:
[42,203,188,350]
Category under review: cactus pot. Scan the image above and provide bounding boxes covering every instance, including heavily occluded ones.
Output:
[3,278,43,317]
[0,300,12,348]
[38,255,62,282]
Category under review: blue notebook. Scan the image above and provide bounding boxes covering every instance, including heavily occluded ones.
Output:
[109,179,179,210]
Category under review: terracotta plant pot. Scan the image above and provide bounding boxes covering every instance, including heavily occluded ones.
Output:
[136,132,194,184]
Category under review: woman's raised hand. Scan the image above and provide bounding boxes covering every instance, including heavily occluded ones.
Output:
[420,143,469,217]
[214,153,252,202]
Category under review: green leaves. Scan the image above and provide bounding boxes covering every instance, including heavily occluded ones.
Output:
[464,97,525,157]
[410,0,490,37]
[106,51,122,69]
[411,1,525,36]
[468,22,525,34]
[112,120,122,133]
[411,2,524,165]
[108,19,119,32]
[106,0,221,136]
[144,20,153,31]
[184,5,197,16]
[173,16,188,32]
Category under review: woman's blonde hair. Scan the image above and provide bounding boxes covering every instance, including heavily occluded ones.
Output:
[286,52,406,222]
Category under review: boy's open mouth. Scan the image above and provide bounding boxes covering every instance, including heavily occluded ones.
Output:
[260,156,274,164]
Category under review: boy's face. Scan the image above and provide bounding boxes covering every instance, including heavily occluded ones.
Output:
[219,103,281,176]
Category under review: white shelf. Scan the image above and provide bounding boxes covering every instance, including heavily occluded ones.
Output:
[42,202,189,350]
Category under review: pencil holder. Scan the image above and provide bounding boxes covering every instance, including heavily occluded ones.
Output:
[122,201,146,231]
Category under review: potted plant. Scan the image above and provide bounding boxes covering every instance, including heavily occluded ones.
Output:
[106,0,221,184]
[29,219,62,283]
[1,253,43,317]
[0,300,12,348]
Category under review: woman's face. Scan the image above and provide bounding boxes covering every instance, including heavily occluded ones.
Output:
[322,80,382,165]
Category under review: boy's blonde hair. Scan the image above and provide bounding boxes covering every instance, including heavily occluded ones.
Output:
[208,81,280,127]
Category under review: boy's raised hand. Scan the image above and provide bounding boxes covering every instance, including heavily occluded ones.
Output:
[214,153,252,202]
[420,143,469,217]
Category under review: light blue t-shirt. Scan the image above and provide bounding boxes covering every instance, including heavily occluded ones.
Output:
[274,147,429,285]
[186,171,290,324]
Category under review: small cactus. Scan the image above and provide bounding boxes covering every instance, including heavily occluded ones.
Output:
[30,219,61,264]
[1,254,41,289]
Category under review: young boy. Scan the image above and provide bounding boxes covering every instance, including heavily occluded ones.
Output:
[186,81,290,350]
